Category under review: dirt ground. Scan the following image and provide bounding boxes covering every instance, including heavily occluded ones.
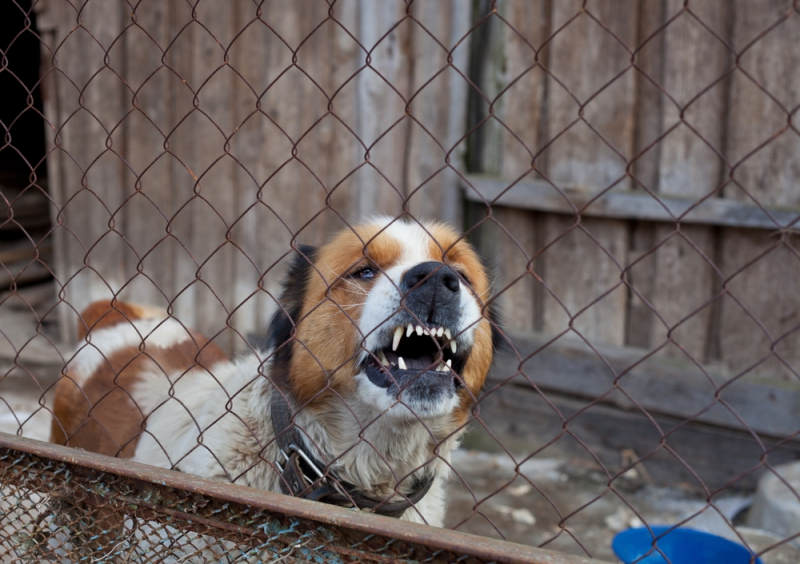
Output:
[445,449,798,563]
[1,294,798,563]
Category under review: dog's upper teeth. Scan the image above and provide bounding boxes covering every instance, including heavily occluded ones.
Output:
[444,328,451,340]
[406,323,414,337]
[398,356,407,370]
[450,340,457,354]
[392,326,403,351]
[436,327,444,337]
[416,325,423,336]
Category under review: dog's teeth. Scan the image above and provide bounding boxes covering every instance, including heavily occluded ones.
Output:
[423,326,430,335]
[406,323,414,337]
[398,356,407,370]
[446,359,452,368]
[379,351,389,366]
[437,327,444,337]
[436,363,446,372]
[444,328,451,340]
[450,340,457,354]
[416,325,423,336]
[392,326,403,351]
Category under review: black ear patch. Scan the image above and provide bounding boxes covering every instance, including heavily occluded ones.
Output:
[265,245,317,386]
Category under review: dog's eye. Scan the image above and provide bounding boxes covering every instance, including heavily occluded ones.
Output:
[351,267,375,280]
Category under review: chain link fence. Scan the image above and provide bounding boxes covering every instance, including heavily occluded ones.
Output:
[2,0,800,562]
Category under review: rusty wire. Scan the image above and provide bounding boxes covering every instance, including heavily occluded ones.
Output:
[2,0,800,563]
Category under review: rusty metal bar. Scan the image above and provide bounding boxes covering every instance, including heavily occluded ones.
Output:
[0,432,609,564]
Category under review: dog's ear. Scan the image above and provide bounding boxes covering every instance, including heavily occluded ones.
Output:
[265,245,318,365]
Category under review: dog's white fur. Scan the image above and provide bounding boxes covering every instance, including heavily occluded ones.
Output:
[132,351,451,524]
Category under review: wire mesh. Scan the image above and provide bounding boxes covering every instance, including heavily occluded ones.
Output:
[2,1,800,563]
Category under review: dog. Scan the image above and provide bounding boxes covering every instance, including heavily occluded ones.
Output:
[50,218,497,526]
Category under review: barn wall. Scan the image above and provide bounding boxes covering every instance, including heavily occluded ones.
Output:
[468,0,800,386]
[34,0,471,350]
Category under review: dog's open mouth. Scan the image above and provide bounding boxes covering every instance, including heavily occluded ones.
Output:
[364,323,467,391]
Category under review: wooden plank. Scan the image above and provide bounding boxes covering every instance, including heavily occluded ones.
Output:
[716,0,800,381]
[120,0,173,312]
[539,215,628,345]
[538,1,637,346]
[646,224,717,362]
[634,1,731,361]
[327,0,362,235]
[0,260,52,289]
[68,0,129,302]
[726,0,800,208]
[187,1,237,351]
[466,0,549,334]
[227,2,284,350]
[491,331,800,441]
[348,2,412,220]
[462,174,800,229]
[164,1,201,333]
[658,1,731,199]
[630,0,666,195]
[470,208,539,333]
[472,381,800,491]
[717,229,800,382]
[545,1,638,190]
[624,0,666,349]
[405,0,471,225]
[34,0,73,342]
[625,0,667,347]
[35,0,127,343]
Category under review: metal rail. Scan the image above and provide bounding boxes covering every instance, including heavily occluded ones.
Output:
[0,432,608,564]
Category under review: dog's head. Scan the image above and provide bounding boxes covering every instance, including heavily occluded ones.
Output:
[268,218,496,426]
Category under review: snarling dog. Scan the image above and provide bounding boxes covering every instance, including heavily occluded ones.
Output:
[50,218,497,526]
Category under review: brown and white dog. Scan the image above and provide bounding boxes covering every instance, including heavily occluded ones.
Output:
[50,218,497,526]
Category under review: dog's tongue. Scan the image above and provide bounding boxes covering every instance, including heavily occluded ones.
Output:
[385,351,435,371]
[405,355,434,370]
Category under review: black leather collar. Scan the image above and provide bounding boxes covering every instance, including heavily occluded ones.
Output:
[270,389,433,518]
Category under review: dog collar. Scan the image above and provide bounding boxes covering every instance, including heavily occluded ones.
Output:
[270,389,433,518]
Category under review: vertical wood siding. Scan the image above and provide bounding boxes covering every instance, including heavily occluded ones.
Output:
[468,0,800,384]
[35,0,800,385]
[36,0,472,350]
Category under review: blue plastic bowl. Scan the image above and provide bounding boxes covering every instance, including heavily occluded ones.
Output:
[612,526,763,564]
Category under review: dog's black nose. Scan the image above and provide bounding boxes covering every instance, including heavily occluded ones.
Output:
[401,262,461,325]
[402,261,460,293]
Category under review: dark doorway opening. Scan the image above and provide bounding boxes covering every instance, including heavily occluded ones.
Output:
[0,1,54,302]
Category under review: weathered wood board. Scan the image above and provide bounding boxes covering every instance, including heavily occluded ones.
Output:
[34,0,472,350]
[471,380,800,492]
[717,0,800,380]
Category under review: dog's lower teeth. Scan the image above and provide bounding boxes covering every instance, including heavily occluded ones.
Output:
[436,363,445,372]
[379,351,389,366]
[398,356,407,370]
[446,359,452,368]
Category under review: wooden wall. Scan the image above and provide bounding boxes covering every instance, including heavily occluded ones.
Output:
[34,0,471,350]
[468,0,800,384]
[31,0,800,387]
